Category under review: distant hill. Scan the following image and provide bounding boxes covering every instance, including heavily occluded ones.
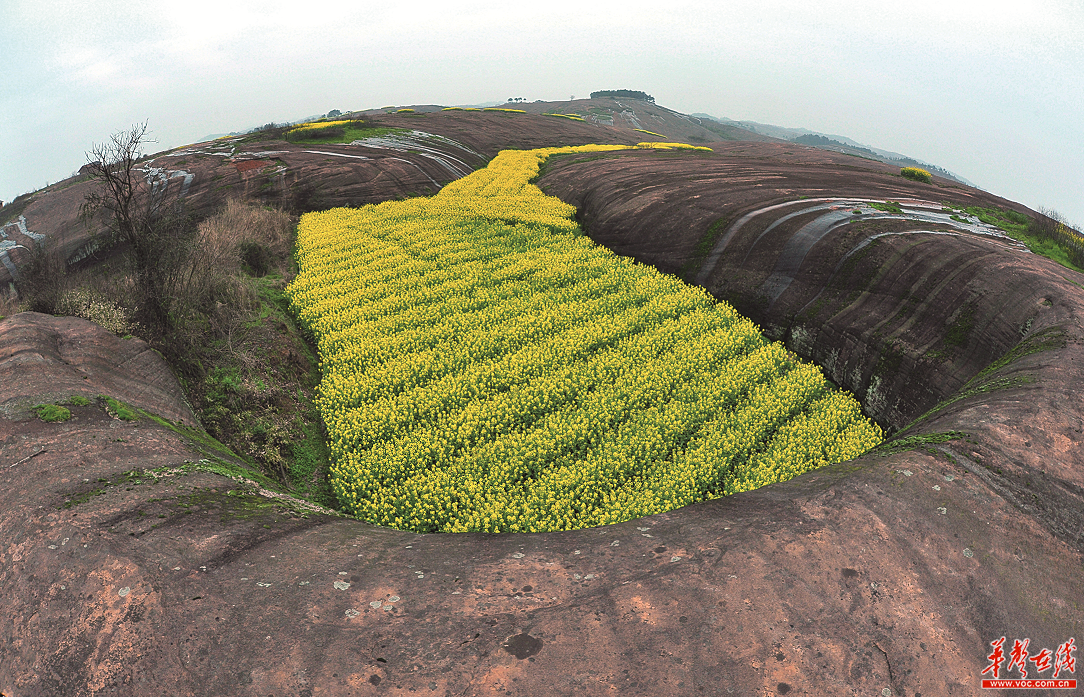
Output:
[461,97,778,144]
[692,113,974,185]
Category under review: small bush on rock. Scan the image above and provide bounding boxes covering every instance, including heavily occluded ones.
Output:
[901,167,933,184]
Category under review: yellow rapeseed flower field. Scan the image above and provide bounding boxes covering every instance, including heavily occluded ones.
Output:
[287,144,882,533]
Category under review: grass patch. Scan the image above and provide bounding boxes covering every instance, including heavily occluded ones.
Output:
[285,121,405,145]
[876,430,968,455]
[33,404,71,422]
[100,395,138,421]
[67,395,91,406]
[965,206,1028,235]
[870,201,903,214]
[966,206,1084,274]
[1020,237,1084,273]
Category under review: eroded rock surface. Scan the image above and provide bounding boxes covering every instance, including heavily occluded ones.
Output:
[0,313,196,426]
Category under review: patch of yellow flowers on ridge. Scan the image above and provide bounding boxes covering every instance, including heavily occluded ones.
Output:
[636,142,712,152]
[287,120,354,136]
[287,143,882,533]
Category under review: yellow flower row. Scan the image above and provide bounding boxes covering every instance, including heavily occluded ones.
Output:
[287,119,354,135]
[635,142,713,152]
[287,143,881,532]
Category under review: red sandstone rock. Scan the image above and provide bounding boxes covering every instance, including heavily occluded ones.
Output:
[1,121,1082,697]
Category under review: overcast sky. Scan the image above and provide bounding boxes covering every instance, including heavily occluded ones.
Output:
[2,0,1081,227]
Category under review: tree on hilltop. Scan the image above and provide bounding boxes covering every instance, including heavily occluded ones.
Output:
[590,89,655,103]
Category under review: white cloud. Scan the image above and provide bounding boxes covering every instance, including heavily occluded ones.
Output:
[1,0,1081,224]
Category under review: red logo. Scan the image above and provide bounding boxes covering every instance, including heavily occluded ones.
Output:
[982,637,1077,689]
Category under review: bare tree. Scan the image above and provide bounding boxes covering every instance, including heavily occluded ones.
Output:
[80,122,150,245]
[80,122,193,328]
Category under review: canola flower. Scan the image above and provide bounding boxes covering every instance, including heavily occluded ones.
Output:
[287,143,882,533]
[287,120,354,136]
[635,128,665,137]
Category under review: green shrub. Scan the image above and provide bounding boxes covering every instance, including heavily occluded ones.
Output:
[901,167,933,184]
[67,395,91,406]
[33,404,71,422]
[287,127,345,142]
[13,244,68,315]
[239,241,273,277]
[56,287,136,336]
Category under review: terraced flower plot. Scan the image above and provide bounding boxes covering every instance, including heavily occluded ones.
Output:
[287,144,882,533]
